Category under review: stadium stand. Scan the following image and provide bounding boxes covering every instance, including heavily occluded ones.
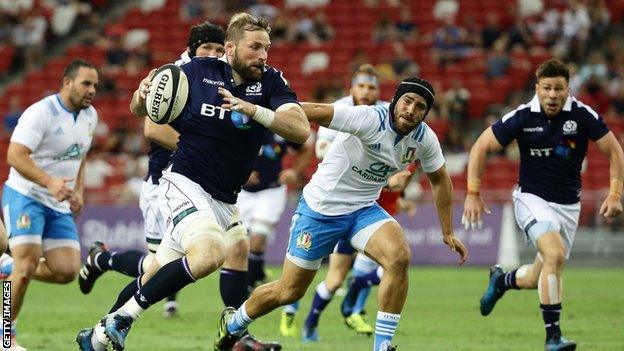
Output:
[1,0,623,226]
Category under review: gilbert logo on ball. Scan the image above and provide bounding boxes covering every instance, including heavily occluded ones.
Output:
[145,64,189,124]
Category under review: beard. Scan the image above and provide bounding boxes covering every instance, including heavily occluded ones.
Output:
[231,50,264,81]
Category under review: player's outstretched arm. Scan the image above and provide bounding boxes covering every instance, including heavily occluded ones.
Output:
[426,164,468,265]
[462,127,504,230]
[219,87,310,143]
[144,118,180,150]
[595,131,624,218]
[300,103,334,127]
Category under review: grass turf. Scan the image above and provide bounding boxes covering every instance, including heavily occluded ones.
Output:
[12,266,624,350]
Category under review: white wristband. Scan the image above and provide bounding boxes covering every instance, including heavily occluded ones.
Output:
[253,105,275,127]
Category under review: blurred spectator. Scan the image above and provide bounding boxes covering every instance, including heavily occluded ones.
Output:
[301,51,329,76]
[432,17,469,66]
[394,9,418,42]
[390,42,418,79]
[507,11,533,49]
[140,0,166,12]
[311,78,344,103]
[445,80,470,123]
[562,0,591,59]
[518,0,543,18]
[248,0,279,20]
[105,35,129,70]
[587,0,610,46]
[285,0,329,8]
[270,12,295,43]
[481,13,503,50]
[578,52,608,84]
[534,1,562,48]
[372,12,398,43]
[433,0,458,21]
[374,50,397,82]
[309,13,334,44]
[486,37,511,79]
[117,156,148,204]
[2,96,23,137]
[11,8,48,71]
[348,48,370,75]
[0,0,34,15]
[45,0,92,37]
[84,153,114,190]
[294,10,314,43]
[180,0,206,22]
[611,84,624,116]
[568,62,583,96]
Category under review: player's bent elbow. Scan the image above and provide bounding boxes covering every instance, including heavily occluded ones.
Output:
[289,128,310,145]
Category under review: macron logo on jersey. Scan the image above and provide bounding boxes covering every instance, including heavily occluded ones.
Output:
[54,127,64,135]
[523,127,543,132]
[202,78,225,86]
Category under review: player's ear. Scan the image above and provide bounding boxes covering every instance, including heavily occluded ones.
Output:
[61,76,72,90]
[225,41,236,57]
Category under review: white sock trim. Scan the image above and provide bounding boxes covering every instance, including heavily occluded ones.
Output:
[377,311,400,323]
[316,281,333,300]
[119,298,145,320]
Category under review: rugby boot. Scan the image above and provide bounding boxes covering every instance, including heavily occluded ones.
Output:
[78,241,109,294]
[479,265,505,316]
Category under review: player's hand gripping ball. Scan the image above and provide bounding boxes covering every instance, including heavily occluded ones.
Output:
[145,64,189,124]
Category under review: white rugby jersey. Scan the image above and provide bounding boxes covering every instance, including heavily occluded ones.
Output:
[304,104,445,215]
[316,96,387,158]
[6,94,98,213]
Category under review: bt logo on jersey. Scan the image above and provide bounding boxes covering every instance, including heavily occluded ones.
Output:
[200,103,251,129]
[529,148,554,157]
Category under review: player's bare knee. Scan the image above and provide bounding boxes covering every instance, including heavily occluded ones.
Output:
[189,247,225,278]
[53,269,78,284]
[279,285,306,304]
[325,272,346,292]
[543,247,566,268]
[225,238,249,263]
[13,258,38,280]
[249,234,266,252]
[382,245,411,275]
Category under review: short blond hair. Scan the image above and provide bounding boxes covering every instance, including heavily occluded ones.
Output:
[353,63,379,80]
[226,12,271,43]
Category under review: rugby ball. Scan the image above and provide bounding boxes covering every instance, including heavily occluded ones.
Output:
[145,64,189,124]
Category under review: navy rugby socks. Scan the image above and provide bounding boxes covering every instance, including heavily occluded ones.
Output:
[134,257,196,309]
[247,251,266,288]
[220,268,249,308]
[96,250,145,277]
[540,303,562,340]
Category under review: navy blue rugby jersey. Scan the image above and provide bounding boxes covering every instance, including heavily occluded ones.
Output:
[170,56,299,204]
[491,95,609,204]
[243,132,302,193]
[145,142,173,184]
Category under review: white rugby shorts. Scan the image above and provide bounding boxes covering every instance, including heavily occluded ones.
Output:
[140,178,166,252]
[237,185,287,236]
[157,167,236,254]
[512,188,580,259]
